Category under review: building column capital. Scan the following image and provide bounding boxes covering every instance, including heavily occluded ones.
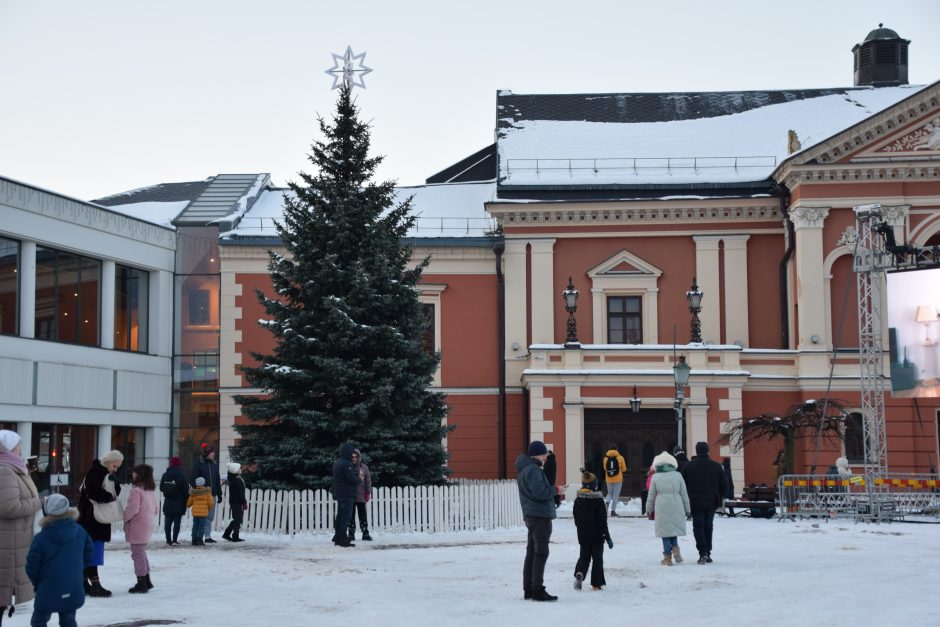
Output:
[789,206,830,229]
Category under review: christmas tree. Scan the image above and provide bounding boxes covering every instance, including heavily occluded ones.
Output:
[232,85,450,490]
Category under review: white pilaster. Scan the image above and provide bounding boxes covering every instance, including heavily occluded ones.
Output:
[529,239,556,344]
[97,424,112,458]
[19,241,36,339]
[722,235,750,347]
[693,235,721,344]
[790,206,830,350]
[504,240,528,358]
[563,384,583,501]
[146,426,170,477]
[16,422,32,457]
[100,260,115,349]
[151,270,173,357]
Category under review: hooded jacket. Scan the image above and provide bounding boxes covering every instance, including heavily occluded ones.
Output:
[0,461,41,606]
[26,510,93,613]
[573,490,609,545]
[186,486,214,518]
[159,466,189,516]
[332,444,360,500]
[123,485,158,544]
[647,451,691,538]
[514,454,557,519]
[192,455,222,498]
[602,449,627,483]
[682,453,728,511]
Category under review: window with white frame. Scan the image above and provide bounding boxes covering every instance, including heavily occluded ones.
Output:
[588,250,662,344]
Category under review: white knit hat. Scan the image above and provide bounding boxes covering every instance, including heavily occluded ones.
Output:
[227,462,241,474]
[100,450,124,465]
[0,430,20,452]
[43,493,70,517]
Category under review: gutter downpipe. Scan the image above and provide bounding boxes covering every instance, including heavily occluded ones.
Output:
[777,184,794,349]
[493,231,507,479]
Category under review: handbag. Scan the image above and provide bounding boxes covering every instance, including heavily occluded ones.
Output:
[81,475,124,524]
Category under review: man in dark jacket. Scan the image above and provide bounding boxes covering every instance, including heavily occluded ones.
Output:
[159,457,189,545]
[331,443,360,547]
[681,441,728,564]
[515,441,558,602]
[191,444,222,543]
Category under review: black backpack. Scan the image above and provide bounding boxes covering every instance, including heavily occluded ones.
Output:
[161,477,180,498]
[605,456,619,477]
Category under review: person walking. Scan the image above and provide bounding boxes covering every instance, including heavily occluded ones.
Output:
[346,450,372,542]
[186,477,213,546]
[515,440,558,602]
[572,471,612,592]
[681,442,727,564]
[191,444,221,544]
[124,464,158,593]
[159,457,188,545]
[602,445,627,516]
[77,449,124,597]
[331,443,359,547]
[26,493,92,627]
[222,463,248,543]
[647,450,691,566]
[641,464,655,515]
[0,430,42,622]
[673,447,689,473]
[722,457,734,501]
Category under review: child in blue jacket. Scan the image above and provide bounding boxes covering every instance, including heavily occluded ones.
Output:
[26,494,93,627]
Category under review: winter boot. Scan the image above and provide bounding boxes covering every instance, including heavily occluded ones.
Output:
[83,578,92,594]
[573,572,583,590]
[697,553,708,564]
[222,522,235,541]
[232,527,244,542]
[531,587,558,602]
[704,553,713,563]
[660,552,673,566]
[671,544,683,564]
[88,578,112,597]
[192,538,204,546]
[128,576,149,594]
[361,528,373,541]
[145,574,154,589]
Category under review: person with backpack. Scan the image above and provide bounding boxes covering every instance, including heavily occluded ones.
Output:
[159,457,188,546]
[602,445,627,516]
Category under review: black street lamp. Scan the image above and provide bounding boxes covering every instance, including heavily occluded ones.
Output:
[629,385,642,414]
[673,355,691,449]
[562,276,580,347]
[686,277,704,344]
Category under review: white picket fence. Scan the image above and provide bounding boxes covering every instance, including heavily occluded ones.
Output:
[112,480,523,535]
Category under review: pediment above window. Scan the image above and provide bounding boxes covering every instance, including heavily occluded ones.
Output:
[588,250,663,279]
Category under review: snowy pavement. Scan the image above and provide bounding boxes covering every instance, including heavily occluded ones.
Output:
[36,504,940,627]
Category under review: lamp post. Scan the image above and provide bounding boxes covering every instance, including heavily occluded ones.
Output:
[673,355,691,450]
[686,277,704,344]
[629,385,642,414]
[562,276,580,347]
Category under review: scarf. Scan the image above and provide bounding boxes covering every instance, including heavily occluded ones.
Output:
[0,450,28,475]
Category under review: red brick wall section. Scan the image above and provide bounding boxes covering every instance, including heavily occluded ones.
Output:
[234,273,279,387]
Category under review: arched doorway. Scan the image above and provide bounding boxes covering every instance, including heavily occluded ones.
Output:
[584,408,677,497]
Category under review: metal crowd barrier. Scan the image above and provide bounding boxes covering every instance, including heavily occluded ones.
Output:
[777,473,940,523]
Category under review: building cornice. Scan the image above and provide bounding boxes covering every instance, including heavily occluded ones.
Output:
[781,163,940,190]
[0,177,176,249]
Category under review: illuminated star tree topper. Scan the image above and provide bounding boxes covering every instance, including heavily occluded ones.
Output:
[324,46,373,90]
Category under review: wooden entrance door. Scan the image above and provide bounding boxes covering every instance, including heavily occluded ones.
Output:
[584,408,676,497]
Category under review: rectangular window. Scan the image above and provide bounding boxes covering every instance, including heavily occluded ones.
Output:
[114,265,149,352]
[34,246,99,346]
[421,303,435,355]
[607,296,642,343]
[844,412,866,464]
[188,289,210,326]
[0,236,18,335]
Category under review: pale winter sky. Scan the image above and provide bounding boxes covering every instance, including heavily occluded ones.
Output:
[1,0,938,202]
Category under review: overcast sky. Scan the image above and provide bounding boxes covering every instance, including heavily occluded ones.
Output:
[1,0,938,202]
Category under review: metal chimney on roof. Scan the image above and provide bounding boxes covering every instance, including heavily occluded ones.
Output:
[852,24,910,87]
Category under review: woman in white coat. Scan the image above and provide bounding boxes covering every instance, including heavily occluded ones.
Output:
[646,451,691,566]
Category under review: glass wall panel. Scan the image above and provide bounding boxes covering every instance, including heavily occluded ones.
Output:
[173,391,220,476]
[115,265,149,352]
[0,236,18,335]
[31,424,97,503]
[34,246,100,346]
[111,426,146,484]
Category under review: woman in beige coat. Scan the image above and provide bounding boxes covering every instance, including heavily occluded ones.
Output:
[0,430,42,622]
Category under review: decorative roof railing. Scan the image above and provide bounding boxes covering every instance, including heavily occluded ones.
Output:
[227,216,496,237]
[504,155,777,175]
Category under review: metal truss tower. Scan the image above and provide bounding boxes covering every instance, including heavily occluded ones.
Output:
[852,204,890,477]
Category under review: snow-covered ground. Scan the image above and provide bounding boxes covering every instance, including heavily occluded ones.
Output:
[35,501,939,627]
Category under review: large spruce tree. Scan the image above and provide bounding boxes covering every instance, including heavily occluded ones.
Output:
[232,86,449,490]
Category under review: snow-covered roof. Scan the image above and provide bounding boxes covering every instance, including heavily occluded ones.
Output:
[97,200,191,229]
[496,85,925,187]
[223,181,496,241]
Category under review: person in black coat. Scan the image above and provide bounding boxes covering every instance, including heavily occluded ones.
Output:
[223,463,248,542]
[159,457,189,545]
[572,471,612,591]
[77,450,123,597]
[543,451,560,508]
[331,443,360,547]
[722,458,734,500]
[681,442,728,564]
[191,444,222,543]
